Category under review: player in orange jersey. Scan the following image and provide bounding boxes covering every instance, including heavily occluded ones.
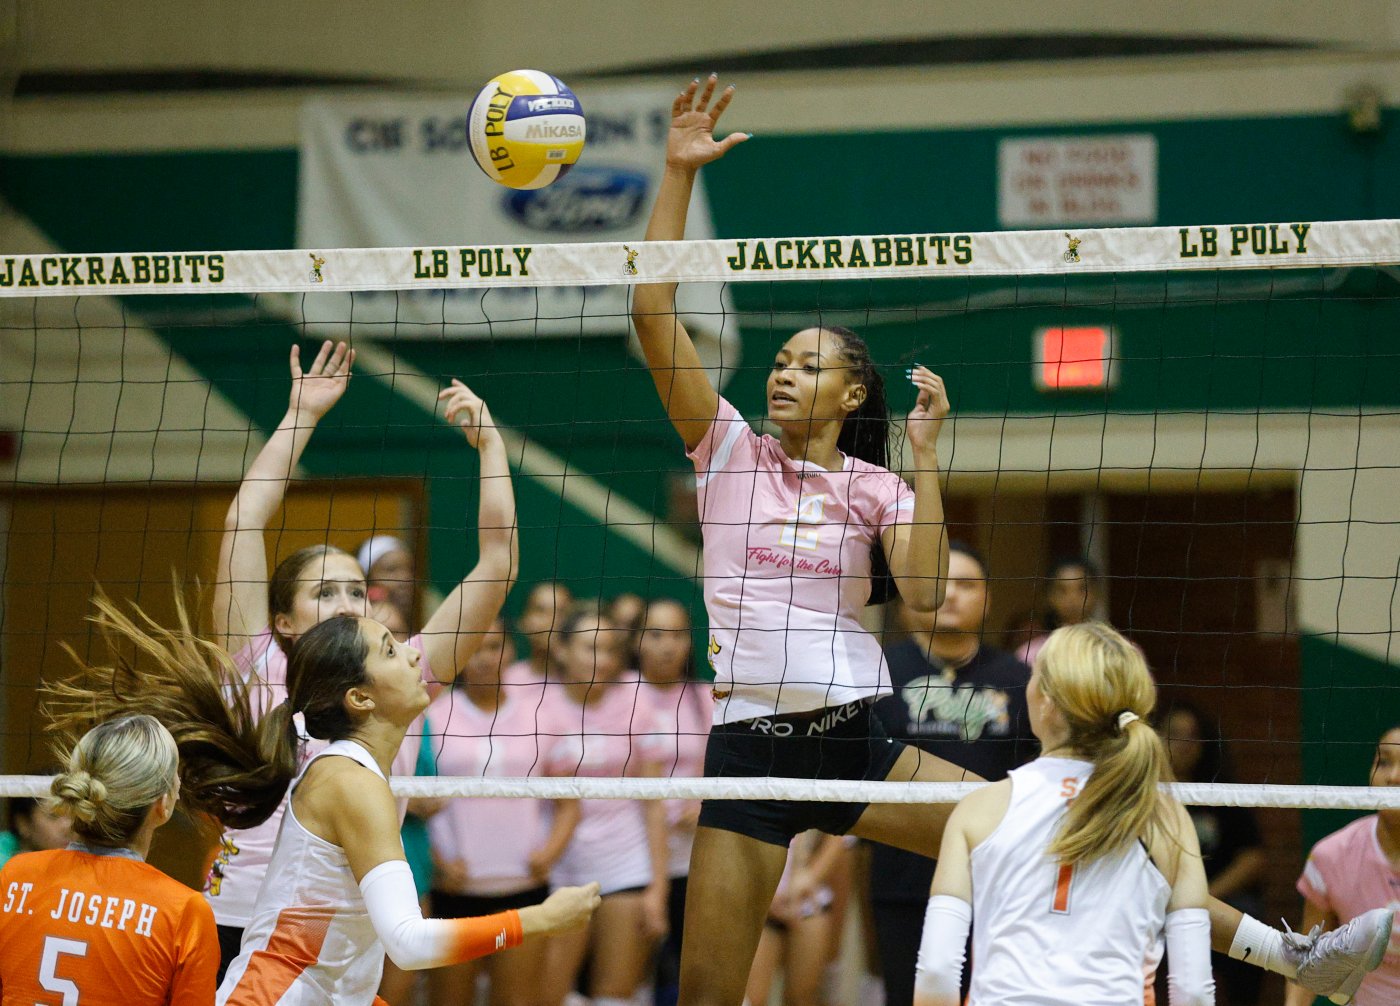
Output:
[0,714,218,1004]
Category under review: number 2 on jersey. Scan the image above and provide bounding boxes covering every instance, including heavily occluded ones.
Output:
[1050,863,1075,914]
[39,935,88,1005]
[779,493,827,550]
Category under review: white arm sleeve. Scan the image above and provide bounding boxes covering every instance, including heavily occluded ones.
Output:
[1165,908,1216,1006]
[912,895,972,1006]
[360,860,452,970]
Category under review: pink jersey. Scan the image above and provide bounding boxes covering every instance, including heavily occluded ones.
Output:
[425,687,570,896]
[689,396,915,722]
[1298,815,1400,1006]
[540,678,665,894]
[207,627,429,927]
[639,679,713,877]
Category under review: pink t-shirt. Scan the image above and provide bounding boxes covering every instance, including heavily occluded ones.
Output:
[640,679,713,877]
[425,687,569,896]
[689,396,915,722]
[540,677,665,895]
[204,627,430,927]
[1297,815,1400,1006]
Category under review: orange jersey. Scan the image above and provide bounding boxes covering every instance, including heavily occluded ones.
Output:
[0,847,218,1005]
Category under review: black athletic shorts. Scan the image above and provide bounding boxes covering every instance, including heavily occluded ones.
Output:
[697,697,906,847]
[430,884,550,919]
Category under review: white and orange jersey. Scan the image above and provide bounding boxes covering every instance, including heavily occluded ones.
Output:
[217,740,390,1006]
[969,757,1169,1006]
[209,628,430,928]
[0,845,218,1005]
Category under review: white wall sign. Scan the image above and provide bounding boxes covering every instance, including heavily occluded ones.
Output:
[998,134,1157,228]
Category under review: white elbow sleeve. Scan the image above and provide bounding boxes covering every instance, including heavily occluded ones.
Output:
[359,860,445,971]
[1165,908,1215,1006]
[912,895,972,1006]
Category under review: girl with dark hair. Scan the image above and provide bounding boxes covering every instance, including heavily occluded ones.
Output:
[208,341,519,970]
[1161,703,1268,1006]
[424,617,581,1006]
[633,75,1390,1006]
[44,601,601,1006]
[0,714,218,1004]
[537,606,669,1006]
[634,598,713,1004]
[631,76,965,1006]
[1017,556,1103,667]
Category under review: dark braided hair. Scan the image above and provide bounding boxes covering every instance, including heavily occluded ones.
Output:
[823,326,892,470]
[822,326,901,604]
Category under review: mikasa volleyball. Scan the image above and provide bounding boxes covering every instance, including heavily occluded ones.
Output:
[468,70,586,189]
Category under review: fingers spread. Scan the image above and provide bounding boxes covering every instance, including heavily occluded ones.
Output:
[710,84,736,122]
[695,73,718,113]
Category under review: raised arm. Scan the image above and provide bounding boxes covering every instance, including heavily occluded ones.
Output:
[882,365,951,612]
[418,380,519,683]
[213,340,353,653]
[631,75,748,451]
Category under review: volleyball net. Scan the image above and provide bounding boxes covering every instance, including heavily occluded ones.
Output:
[2,219,1399,817]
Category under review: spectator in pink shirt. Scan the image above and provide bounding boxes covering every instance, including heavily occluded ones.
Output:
[1287,726,1400,1006]
[426,617,580,1006]
[539,607,669,1006]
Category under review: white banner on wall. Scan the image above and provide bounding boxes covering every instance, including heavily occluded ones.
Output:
[998,134,1157,228]
[296,90,738,356]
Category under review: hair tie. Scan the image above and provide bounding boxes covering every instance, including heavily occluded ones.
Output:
[1116,710,1140,732]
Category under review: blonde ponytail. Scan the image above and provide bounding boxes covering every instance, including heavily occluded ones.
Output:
[1036,622,1173,866]
[50,714,177,847]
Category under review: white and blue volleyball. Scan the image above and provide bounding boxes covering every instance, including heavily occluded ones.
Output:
[468,70,586,189]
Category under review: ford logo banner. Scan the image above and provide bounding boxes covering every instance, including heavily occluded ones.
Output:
[503,166,650,233]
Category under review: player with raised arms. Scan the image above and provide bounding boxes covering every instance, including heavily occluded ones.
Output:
[0,714,218,1003]
[208,340,520,973]
[913,621,1212,1006]
[634,74,1393,1006]
[632,75,967,1006]
[43,593,602,1006]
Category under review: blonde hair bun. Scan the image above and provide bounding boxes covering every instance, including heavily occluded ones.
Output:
[52,769,108,823]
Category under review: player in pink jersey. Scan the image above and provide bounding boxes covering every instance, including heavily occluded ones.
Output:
[634,74,1391,1006]
[46,596,602,1006]
[425,617,582,1006]
[208,342,522,975]
[633,598,713,1002]
[1287,725,1400,1006]
[538,607,670,1006]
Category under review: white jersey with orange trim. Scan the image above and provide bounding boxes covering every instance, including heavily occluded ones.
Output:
[968,756,1169,1006]
[216,740,389,1006]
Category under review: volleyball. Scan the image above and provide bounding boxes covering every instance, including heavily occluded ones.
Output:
[467,70,586,190]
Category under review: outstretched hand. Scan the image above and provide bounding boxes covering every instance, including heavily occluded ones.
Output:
[289,340,354,420]
[438,378,498,449]
[906,365,950,454]
[665,74,750,172]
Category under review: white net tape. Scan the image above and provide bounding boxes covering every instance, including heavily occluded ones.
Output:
[0,776,1396,809]
[2,218,1397,297]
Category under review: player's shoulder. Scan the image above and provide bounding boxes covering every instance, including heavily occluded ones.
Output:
[1313,814,1377,860]
[0,847,68,879]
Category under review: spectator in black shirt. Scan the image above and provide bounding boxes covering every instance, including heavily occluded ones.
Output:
[869,542,1036,1006]
[1160,701,1267,1005]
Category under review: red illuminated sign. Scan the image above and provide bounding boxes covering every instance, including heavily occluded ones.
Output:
[1035,326,1116,390]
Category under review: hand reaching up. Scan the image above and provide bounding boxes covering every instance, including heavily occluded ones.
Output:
[665,74,750,172]
[289,340,354,420]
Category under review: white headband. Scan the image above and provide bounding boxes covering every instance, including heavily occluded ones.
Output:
[1116,710,1141,732]
[356,535,408,574]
